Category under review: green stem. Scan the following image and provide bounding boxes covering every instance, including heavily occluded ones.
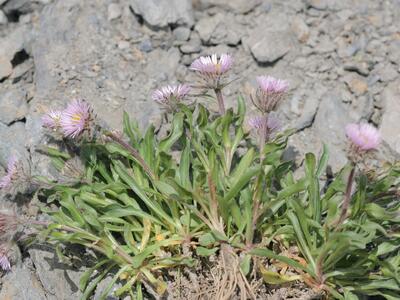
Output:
[259,114,268,163]
[105,131,156,180]
[246,174,263,247]
[335,164,356,228]
[214,88,226,115]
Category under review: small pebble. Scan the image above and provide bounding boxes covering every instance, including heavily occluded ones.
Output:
[108,3,122,21]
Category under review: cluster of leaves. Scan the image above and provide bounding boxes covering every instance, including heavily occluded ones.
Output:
[37,98,400,299]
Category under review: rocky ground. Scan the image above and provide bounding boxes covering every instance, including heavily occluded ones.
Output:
[0,0,400,298]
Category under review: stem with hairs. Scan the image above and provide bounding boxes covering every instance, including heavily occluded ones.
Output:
[105,131,156,180]
[214,88,226,115]
[334,164,356,228]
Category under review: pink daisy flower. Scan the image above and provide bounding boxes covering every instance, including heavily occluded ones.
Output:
[345,123,381,152]
[252,76,289,113]
[42,110,62,130]
[256,76,289,94]
[190,54,233,89]
[0,156,19,190]
[248,115,281,141]
[152,84,190,110]
[60,99,93,139]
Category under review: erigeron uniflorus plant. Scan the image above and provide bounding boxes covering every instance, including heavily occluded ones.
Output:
[0,53,399,300]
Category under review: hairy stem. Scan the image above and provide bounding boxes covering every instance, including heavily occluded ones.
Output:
[246,176,263,247]
[214,88,226,115]
[208,173,224,233]
[105,131,156,180]
[259,114,268,163]
[335,164,356,228]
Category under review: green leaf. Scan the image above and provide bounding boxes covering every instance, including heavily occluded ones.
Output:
[79,259,109,291]
[123,111,140,147]
[277,179,307,200]
[305,153,321,222]
[316,144,329,177]
[230,148,255,182]
[287,211,316,271]
[178,143,191,190]
[250,248,308,273]
[211,230,228,242]
[114,161,175,227]
[237,95,246,122]
[131,238,182,268]
[40,146,71,159]
[98,265,130,300]
[81,264,115,300]
[196,246,218,256]
[223,166,260,205]
[240,254,251,276]
[259,265,302,285]
[159,113,184,152]
[377,242,400,256]
[198,233,216,246]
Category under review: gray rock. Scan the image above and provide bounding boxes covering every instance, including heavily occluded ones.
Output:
[2,0,42,15]
[306,0,348,11]
[0,121,28,166]
[173,26,191,42]
[0,55,12,81]
[388,41,400,64]
[381,80,400,153]
[374,63,398,82]
[180,38,201,54]
[225,0,261,13]
[31,0,162,131]
[0,89,28,125]
[312,90,354,171]
[20,13,32,24]
[145,47,181,81]
[0,9,7,25]
[0,265,47,300]
[195,13,241,46]
[130,0,194,28]
[198,0,261,13]
[291,17,310,43]
[107,3,122,21]
[343,61,370,76]
[343,73,368,96]
[314,35,335,54]
[28,247,83,300]
[290,84,326,131]
[0,25,31,62]
[139,39,152,52]
[349,95,373,120]
[117,40,130,50]
[306,0,329,10]
[247,30,293,63]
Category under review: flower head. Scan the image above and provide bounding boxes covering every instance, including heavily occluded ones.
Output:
[42,110,62,130]
[60,99,94,139]
[190,54,233,89]
[345,123,381,152]
[248,114,281,141]
[0,246,11,272]
[252,76,289,113]
[152,84,190,111]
